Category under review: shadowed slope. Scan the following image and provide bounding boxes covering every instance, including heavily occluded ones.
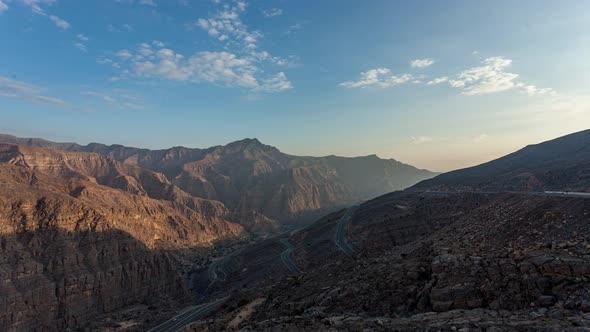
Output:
[412,129,590,192]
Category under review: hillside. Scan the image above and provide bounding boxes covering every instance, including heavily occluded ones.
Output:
[411,129,590,192]
[189,191,590,331]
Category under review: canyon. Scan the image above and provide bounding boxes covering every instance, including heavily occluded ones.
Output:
[179,130,590,331]
[2,130,590,331]
[0,135,435,331]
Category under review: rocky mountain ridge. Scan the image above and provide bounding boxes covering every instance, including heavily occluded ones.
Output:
[0,134,437,231]
[412,129,590,192]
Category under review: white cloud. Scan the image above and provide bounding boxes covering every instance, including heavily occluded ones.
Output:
[427,76,448,85]
[451,57,517,95]
[257,72,292,92]
[449,56,554,96]
[0,75,73,108]
[74,42,87,52]
[263,8,283,17]
[17,1,70,29]
[411,136,433,144]
[340,56,555,98]
[132,49,259,88]
[82,91,116,102]
[24,95,67,105]
[196,1,261,49]
[77,34,89,41]
[410,58,434,68]
[81,90,146,110]
[97,57,113,65]
[286,23,303,34]
[17,0,54,15]
[0,76,42,94]
[108,24,134,32]
[339,68,413,88]
[517,82,555,96]
[116,0,156,6]
[49,14,70,29]
[0,1,8,14]
[104,1,292,94]
[120,102,144,110]
[106,43,292,93]
[116,49,133,59]
[99,1,293,93]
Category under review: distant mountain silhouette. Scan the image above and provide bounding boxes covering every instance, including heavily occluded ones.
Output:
[0,134,437,231]
[412,129,590,192]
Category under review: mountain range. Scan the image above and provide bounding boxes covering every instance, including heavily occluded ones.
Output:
[2,129,589,331]
[187,129,590,331]
[0,133,435,330]
[0,133,437,232]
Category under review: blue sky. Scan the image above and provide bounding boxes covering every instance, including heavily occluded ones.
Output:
[1,0,589,171]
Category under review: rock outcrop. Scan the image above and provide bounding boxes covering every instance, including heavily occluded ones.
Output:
[0,144,245,331]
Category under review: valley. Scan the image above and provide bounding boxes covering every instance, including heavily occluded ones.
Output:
[2,2,589,331]
[0,134,435,331]
[1,130,590,331]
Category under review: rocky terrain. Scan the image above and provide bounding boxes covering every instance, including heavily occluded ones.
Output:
[0,134,437,232]
[187,192,590,331]
[178,130,590,331]
[3,130,590,331]
[413,129,590,192]
[0,144,245,331]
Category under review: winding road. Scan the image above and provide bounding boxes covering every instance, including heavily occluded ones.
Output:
[207,256,229,284]
[279,237,302,273]
[148,297,228,332]
[334,206,358,256]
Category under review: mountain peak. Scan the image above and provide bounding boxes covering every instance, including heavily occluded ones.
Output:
[226,138,270,150]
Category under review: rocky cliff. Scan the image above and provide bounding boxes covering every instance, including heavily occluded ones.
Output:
[0,144,245,331]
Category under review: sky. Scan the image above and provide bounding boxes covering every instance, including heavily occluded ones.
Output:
[1,0,590,172]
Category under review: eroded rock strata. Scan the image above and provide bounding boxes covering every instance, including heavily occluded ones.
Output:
[0,144,244,331]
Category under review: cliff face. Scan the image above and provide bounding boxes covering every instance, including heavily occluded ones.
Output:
[0,145,245,331]
[0,135,437,229]
[0,227,187,331]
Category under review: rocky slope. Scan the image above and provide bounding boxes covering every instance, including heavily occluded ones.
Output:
[0,144,245,331]
[176,130,590,331]
[412,129,590,192]
[0,134,437,231]
[188,192,590,331]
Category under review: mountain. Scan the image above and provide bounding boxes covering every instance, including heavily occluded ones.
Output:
[0,134,437,231]
[411,129,590,192]
[190,190,590,331]
[0,143,245,331]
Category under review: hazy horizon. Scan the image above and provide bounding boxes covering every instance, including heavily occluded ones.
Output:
[1,0,590,172]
